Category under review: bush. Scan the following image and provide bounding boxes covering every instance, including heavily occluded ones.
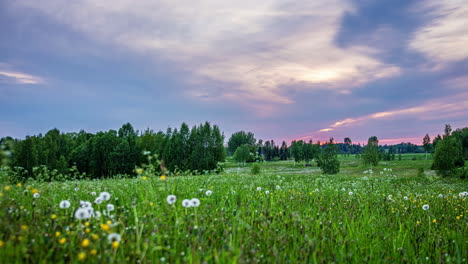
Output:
[251,163,261,175]
[320,139,340,175]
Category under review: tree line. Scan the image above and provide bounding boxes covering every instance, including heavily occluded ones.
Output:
[0,122,225,181]
[1,123,466,181]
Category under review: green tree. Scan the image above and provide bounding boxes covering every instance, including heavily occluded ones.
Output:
[363,136,380,167]
[227,131,256,156]
[433,136,463,177]
[423,134,431,160]
[233,144,251,166]
[290,140,304,166]
[319,138,340,174]
[433,125,465,177]
[344,137,352,156]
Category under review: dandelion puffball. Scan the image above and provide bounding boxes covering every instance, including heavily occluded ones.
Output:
[75,208,91,220]
[99,192,111,201]
[182,199,192,208]
[107,233,121,243]
[59,200,71,209]
[191,198,200,207]
[422,204,430,211]
[107,204,115,212]
[166,195,177,205]
[205,190,212,196]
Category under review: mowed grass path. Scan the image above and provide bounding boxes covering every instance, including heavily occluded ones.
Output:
[0,156,467,263]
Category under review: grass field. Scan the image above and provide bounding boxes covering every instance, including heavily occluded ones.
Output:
[0,154,467,263]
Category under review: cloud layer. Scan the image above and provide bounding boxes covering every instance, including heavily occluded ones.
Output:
[11,0,400,111]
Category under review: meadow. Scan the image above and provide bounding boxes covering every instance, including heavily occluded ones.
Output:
[0,154,467,263]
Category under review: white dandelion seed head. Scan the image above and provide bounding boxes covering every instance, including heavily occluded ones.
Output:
[91,192,96,196]
[74,208,91,220]
[166,195,177,205]
[276,185,281,190]
[182,199,192,208]
[80,201,92,208]
[256,187,262,191]
[99,192,111,201]
[191,198,200,207]
[74,187,79,192]
[205,190,212,196]
[93,211,101,219]
[107,233,121,243]
[342,188,346,192]
[107,204,115,212]
[94,197,103,204]
[438,194,444,198]
[33,193,40,198]
[459,192,468,197]
[422,204,430,211]
[403,196,409,200]
[265,191,270,194]
[348,192,353,196]
[59,200,71,209]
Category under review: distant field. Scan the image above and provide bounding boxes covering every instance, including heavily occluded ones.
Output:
[1,154,467,263]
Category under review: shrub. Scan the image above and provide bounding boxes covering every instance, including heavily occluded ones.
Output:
[320,139,340,175]
[251,163,261,175]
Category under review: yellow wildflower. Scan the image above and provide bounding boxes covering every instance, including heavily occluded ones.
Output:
[92,234,99,240]
[55,232,61,237]
[51,214,57,220]
[84,222,90,227]
[17,183,22,187]
[21,225,28,231]
[31,189,39,194]
[90,249,97,255]
[100,224,110,231]
[136,168,143,174]
[149,202,154,206]
[142,176,147,180]
[432,219,437,223]
[78,252,87,261]
[160,175,167,181]
[4,186,10,191]
[112,241,119,249]
[0,240,4,247]
[85,228,91,233]
[59,238,66,244]
[81,239,90,247]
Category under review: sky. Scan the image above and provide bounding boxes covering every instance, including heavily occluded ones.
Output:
[1,0,467,145]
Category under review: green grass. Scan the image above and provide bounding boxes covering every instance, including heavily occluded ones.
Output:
[0,156,467,263]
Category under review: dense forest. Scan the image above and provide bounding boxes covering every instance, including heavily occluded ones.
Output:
[1,123,467,181]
